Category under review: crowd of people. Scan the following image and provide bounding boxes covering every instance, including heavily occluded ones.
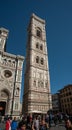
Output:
[1,113,72,130]
[5,114,49,130]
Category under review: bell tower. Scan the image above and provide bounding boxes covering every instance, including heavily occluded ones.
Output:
[23,14,52,114]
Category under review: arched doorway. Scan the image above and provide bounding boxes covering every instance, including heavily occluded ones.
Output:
[0,89,10,116]
[0,102,6,116]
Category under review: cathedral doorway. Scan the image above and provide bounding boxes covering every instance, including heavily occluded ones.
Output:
[0,102,6,116]
[0,89,10,116]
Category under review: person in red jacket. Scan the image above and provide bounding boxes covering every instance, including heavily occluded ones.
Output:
[5,117,11,130]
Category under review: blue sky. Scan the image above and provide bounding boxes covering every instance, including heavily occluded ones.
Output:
[0,0,72,96]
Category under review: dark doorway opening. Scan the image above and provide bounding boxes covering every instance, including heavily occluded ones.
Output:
[0,102,6,116]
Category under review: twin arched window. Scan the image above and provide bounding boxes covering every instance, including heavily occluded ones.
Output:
[33,80,48,88]
[34,80,36,86]
[36,56,44,65]
[38,81,44,87]
[36,43,39,49]
[45,82,48,88]
[36,56,39,63]
[36,43,43,51]
[41,58,44,65]
[40,44,43,50]
[36,27,42,38]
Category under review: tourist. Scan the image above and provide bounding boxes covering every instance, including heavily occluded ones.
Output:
[17,120,26,130]
[33,116,39,130]
[39,119,49,130]
[65,119,72,130]
[26,115,33,130]
[11,117,18,130]
[5,117,11,130]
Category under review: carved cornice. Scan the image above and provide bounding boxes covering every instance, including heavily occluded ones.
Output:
[16,55,24,61]
[0,51,24,61]
[31,13,45,24]
[3,52,16,58]
[0,27,9,33]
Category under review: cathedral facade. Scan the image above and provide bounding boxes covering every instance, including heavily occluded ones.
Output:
[23,14,52,114]
[0,27,24,116]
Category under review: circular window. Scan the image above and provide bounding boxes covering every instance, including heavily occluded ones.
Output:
[4,70,12,78]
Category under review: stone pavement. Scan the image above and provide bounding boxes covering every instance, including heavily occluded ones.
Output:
[49,124,66,130]
[0,122,66,130]
[0,122,5,130]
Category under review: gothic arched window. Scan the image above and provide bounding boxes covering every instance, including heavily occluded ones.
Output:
[16,88,19,95]
[40,44,43,50]
[41,82,44,87]
[15,102,18,110]
[36,56,39,63]
[36,27,42,38]
[38,81,40,87]
[34,80,36,87]
[36,42,39,49]
[45,82,48,88]
[41,58,44,65]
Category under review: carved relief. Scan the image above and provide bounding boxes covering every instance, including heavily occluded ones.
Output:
[0,79,11,92]
[15,88,20,96]
[36,72,39,78]
[33,72,36,77]
[33,80,36,87]
[17,75,21,82]
[38,80,44,88]
[2,57,16,68]
[18,61,22,68]
[1,91,8,98]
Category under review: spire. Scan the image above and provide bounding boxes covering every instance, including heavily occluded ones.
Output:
[0,27,9,52]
